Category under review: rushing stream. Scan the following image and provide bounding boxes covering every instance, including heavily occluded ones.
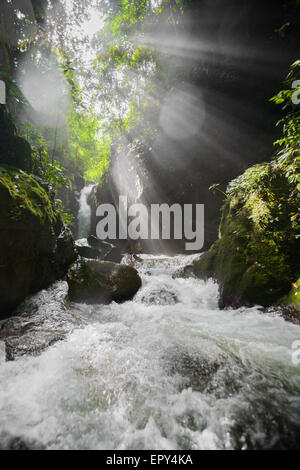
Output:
[1,254,300,450]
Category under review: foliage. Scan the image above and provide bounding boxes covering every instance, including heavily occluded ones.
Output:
[194,167,300,308]
[1,0,189,188]
[18,121,70,188]
[227,163,271,196]
[209,183,228,199]
[0,165,56,223]
[271,60,300,184]
[67,110,111,182]
[197,61,300,308]
[228,61,300,196]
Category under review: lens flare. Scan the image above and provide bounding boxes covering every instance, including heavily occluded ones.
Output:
[160,85,205,141]
[18,60,71,127]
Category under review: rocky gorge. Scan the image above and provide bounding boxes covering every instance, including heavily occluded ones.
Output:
[0,0,300,451]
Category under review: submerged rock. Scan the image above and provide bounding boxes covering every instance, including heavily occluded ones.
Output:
[141,287,178,305]
[0,433,43,450]
[259,305,300,326]
[102,244,123,263]
[163,346,221,393]
[87,235,106,250]
[0,282,82,361]
[67,259,142,304]
[0,166,77,319]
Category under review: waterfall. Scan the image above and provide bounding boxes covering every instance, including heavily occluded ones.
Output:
[77,184,95,239]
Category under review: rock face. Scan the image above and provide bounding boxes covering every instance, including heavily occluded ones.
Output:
[193,163,300,309]
[0,166,77,319]
[75,243,101,260]
[67,259,142,304]
[0,109,32,172]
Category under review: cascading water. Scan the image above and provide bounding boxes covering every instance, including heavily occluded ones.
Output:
[0,254,300,450]
[77,184,96,239]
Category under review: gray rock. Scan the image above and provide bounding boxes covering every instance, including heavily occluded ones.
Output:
[87,236,123,263]
[75,243,101,260]
[67,259,142,304]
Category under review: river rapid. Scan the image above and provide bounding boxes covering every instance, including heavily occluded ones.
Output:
[1,254,300,450]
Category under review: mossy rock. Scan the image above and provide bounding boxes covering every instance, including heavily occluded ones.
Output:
[67,259,142,304]
[0,166,77,318]
[194,164,300,308]
[0,165,56,223]
[281,279,300,310]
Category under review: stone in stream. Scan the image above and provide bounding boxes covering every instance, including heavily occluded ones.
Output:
[76,236,123,263]
[102,244,123,263]
[87,235,123,263]
[67,259,142,304]
[75,242,101,260]
[0,433,43,450]
[162,346,221,393]
[87,235,106,250]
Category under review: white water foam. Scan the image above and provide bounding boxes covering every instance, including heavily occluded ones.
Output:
[0,255,300,449]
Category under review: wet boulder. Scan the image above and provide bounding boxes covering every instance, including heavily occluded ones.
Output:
[193,164,300,309]
[87,236,123,263]
[102,244,123,263]
[67,259,142,304]
[75,242,101,260]
[87,234,106,250]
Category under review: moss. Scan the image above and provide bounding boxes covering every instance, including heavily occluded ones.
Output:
[281,279,300,310]
[194,164,299,308]
[0,165,56,224]
[0,165,76,317]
